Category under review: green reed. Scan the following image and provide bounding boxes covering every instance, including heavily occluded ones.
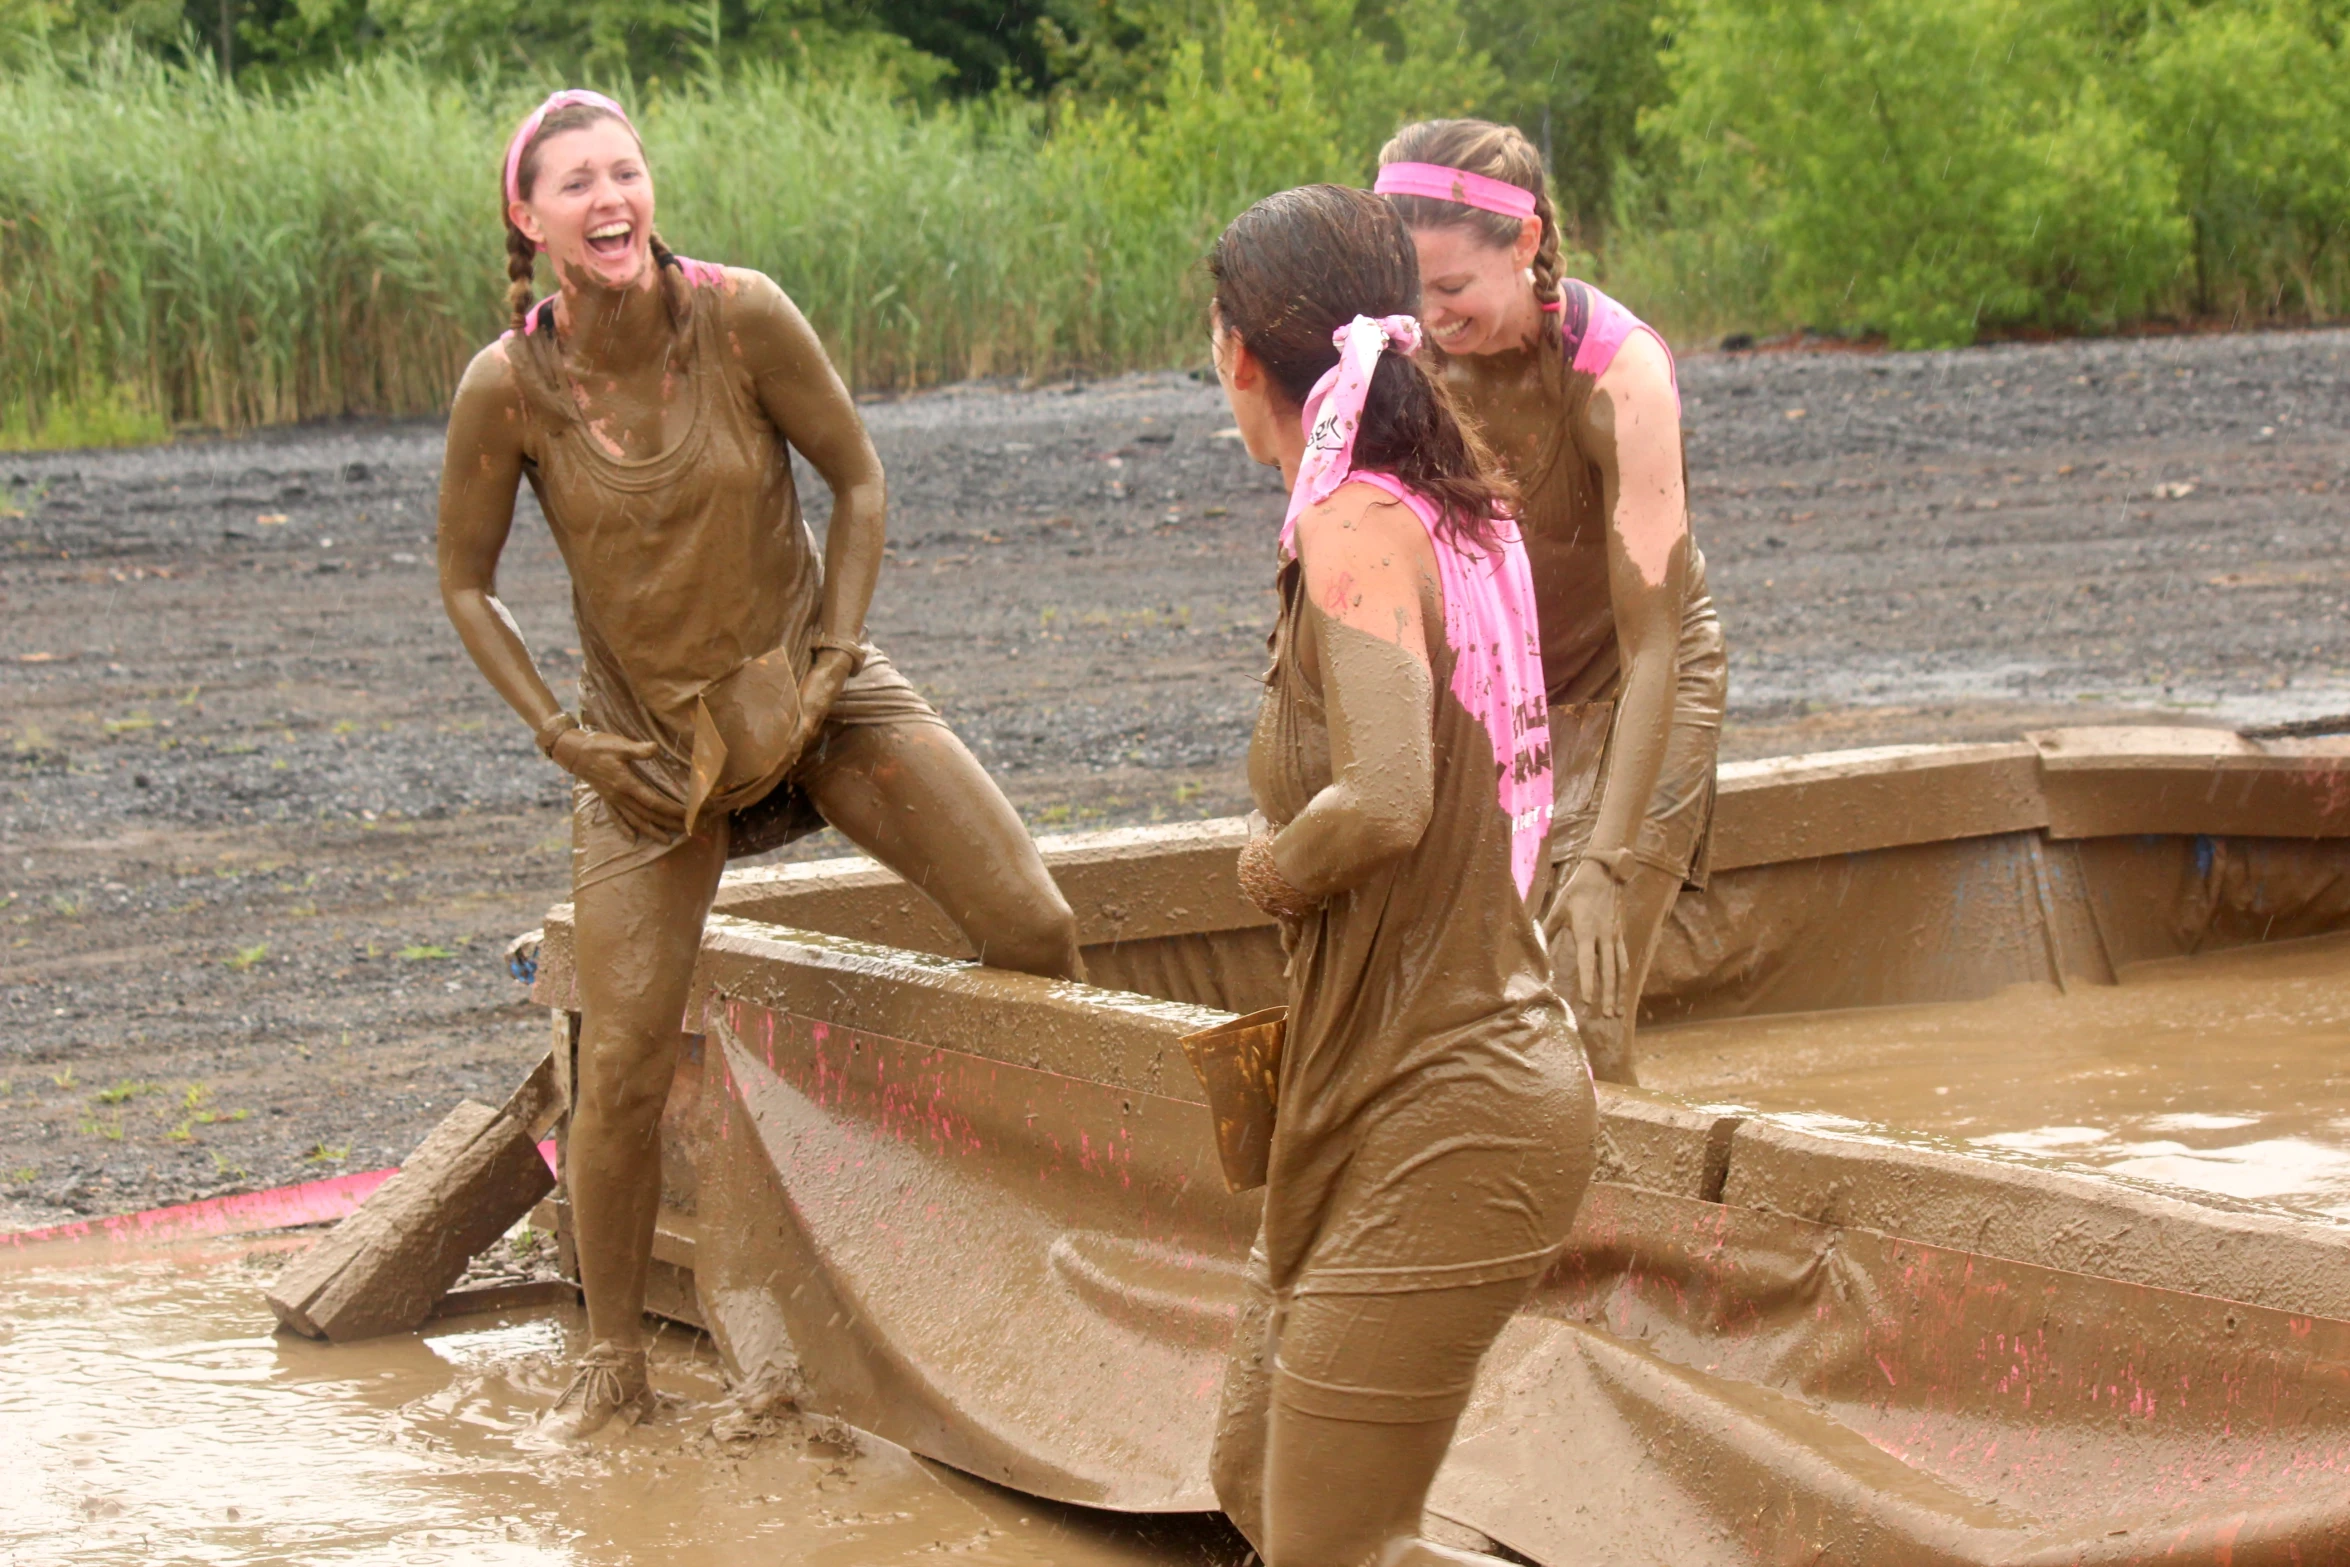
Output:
[0,42,1348,440]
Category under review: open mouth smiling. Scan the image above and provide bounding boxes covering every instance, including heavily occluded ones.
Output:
[586,221,634,259]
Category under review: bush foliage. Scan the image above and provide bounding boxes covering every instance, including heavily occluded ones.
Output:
[0,0,2345,439]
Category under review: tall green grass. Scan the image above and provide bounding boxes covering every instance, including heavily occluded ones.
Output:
[0,17,1395,440]
[5,0,2345,441]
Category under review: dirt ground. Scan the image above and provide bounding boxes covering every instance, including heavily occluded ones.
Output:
[3,326,2345,1228]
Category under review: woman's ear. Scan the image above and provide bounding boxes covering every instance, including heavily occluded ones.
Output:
[509,199,545,250]
[1226,336,1265,394]
[1511,214,1542,269]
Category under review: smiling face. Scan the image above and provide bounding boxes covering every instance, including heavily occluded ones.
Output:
[508,117,656,294]
[1409,216,1544,357]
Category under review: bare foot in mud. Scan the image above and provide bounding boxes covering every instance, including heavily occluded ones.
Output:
[525,1341,654,1446]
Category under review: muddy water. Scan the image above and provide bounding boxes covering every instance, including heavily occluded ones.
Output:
[0,1237,1241,1567]
[1645,928,2350,1219]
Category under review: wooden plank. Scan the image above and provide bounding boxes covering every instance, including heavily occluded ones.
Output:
[265,1055,559,1342]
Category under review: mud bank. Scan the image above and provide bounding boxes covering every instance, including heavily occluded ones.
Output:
[3,326,2346,1228]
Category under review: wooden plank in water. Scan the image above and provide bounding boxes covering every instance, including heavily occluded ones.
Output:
[267,1055,560,1342]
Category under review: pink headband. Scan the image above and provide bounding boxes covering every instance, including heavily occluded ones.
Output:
[1281,314,1422,552]
[1374,161,1537,221]
[503,89,634,211]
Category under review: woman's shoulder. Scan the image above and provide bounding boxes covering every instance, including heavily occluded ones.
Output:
[687,262,793,320]
[1560,278,1677,399]
[455,335,525,404]
[1292,478,1440,573]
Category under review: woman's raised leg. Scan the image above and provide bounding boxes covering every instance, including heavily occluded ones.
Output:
[800,721,1084,980]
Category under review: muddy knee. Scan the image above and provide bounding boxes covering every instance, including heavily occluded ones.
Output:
[574,1024,681,1134]
[971,893,1084,981]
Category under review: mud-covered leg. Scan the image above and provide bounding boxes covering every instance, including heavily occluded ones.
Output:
[1552,858,1680,1086]
[560,826,727,1434]
[1264,1409,1510,1567]
[800,721,1084,980]
[1259,1279,1538,1567]
[1210,1259,1279,1551]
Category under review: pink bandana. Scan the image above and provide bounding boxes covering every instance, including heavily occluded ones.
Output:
[1278,316,1554,898]
[1281,314,1422,541]
[1374,161,1538,221]
[503,89,634,213]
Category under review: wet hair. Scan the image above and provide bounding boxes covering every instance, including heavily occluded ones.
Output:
[1377,118,1561,308]
[501,101,681,334]
[1209,184,1513,546]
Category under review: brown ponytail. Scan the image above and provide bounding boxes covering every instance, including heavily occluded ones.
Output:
[1210,185,1515,547]
[498,99,682,333]
[1376,119,1563,309]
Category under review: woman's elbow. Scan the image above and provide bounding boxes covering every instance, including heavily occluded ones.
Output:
[1355,794,1432,866]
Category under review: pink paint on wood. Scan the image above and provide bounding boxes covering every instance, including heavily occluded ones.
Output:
[1,1140,558,1253]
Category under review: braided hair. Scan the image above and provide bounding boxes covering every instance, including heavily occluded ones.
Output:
[501,100,682,334]
[1210,185,1515,547]
[1376,119,1564,309]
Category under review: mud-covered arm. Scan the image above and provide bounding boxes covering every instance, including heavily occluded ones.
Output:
[1266,488,1437,899]
[436,343,679,838]
[727,269,883,725]
[1553,330,1690,1009]
[436,345,566,741]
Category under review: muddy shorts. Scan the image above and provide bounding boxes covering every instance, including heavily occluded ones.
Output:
[1548,582,1727,890]
[570,646,945,894]
[1243,1025,1591,1424]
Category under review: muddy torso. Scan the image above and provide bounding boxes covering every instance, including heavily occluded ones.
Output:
[504,277,822,784]
[1248,538,1581,1292]
[1441,281,1711,706]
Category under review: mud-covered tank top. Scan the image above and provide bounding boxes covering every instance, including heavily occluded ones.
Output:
[1440,280,1711,705]
[1248,473,1573,1291]
[501,265,826,819]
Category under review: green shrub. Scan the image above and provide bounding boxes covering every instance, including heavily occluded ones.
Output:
[2139,1,2350,320]
[1648,0,2187,346]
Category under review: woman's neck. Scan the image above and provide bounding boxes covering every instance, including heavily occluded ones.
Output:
[1473,277,1549,359]
[549,258,670,376]
[1272,402,1308,493]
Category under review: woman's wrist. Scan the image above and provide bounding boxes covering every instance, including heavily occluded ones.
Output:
[1239,834,1320,920]
[1577,845,1638,885]
[534,709,581,758]
[809,631,866,675]
[548,725,588,772]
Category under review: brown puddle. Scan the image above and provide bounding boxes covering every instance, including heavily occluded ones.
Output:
[1646,927,2350,1218]
[0,1236,1241,1565]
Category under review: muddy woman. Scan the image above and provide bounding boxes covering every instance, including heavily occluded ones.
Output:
[1205,184,1595,1567]
[1378,121,1727,1086]
[435,90,1082,1439]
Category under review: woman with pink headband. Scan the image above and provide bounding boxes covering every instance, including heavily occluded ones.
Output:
[1206,183,1593,1567]
[1377,119,1729,1088]
[437,90,1083,1439]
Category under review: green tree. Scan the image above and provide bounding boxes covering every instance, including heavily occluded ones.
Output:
[1649,0,2187,345]
[2140,0,2350,316]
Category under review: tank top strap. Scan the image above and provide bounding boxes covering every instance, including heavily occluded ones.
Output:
[498,267,727,490]
[1556,279,1681,415]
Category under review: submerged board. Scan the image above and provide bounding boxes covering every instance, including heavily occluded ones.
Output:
[530,728,2350,1565]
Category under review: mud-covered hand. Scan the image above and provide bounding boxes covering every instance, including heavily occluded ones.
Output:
[552,729,684,841]
[787,647,857,767]
[1239,833,1321,922]
[1547,857,1632,1017]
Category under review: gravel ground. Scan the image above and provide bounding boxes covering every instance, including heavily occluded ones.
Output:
[3,325,2345,1228]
